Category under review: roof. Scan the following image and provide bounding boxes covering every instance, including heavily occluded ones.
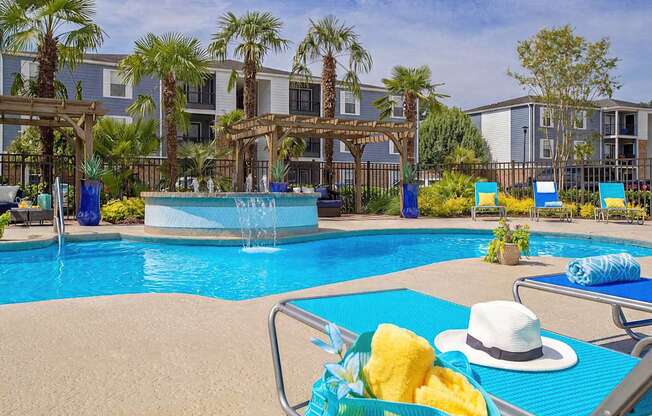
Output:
[465,95,652,114]
[84,53,384,89]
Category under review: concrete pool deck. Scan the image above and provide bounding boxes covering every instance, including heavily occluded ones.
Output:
[0,216,651,415]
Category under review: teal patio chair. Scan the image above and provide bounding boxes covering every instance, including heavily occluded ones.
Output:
[471,182,505,220]
[530,181,573,222]
[596,183,645,224]
[269,289,652,416]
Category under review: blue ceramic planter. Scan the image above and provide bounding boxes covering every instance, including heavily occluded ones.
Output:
[402,183,419,218]
[270,182,288,192]
[77,180,102,226]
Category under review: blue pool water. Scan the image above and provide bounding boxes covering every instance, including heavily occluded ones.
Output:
[1,231,652,304]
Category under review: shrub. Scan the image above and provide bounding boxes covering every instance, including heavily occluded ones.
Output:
[499,193,533,216]
[0,212,10,239]
[101,198,145,224]
[419,185,473,217]
[430,171,475,199]
[579,203,595,219]
[364,192,400,215]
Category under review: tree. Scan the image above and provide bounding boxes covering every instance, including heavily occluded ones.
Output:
[119,33,211,190]
[0,0,105,187]
[178,141,230,191]
[213,109,245,150]
[93,117,160,198]
[209,11,288,166]
[418,107,490,165]
[278,137,307,164]
[444,146,481,165]
[292,16,372,186]
[508,25,619,185]
[373,65,447,163]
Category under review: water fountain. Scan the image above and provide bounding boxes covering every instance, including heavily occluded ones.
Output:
[234,195,279,253]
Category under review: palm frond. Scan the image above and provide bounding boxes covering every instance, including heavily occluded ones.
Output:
[127,94,157,118]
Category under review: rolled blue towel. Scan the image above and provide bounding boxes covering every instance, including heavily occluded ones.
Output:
[566,253,641,286]
[544,201,563,208]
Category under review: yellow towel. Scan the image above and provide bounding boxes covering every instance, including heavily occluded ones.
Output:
[415,366,488,416]
[604,198,625,209]
[363,324,435,403]
[477,192,495,207]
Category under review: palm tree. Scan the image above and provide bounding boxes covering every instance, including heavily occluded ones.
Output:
[209,11,288,169]
[119,33,211,190]
[292,16,372,186]
[0,0,105,187]
[373,65,448,163]
[443,146,480,165]
[278,137,307,164]
[213,109,245,149]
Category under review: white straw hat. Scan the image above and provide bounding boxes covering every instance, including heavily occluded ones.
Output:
[435,301,577,372]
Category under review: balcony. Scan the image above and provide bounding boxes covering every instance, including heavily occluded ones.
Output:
[290,99,320,115]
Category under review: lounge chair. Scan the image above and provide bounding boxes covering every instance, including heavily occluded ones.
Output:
[596,183,645,224]
[513,273,652,341]
[315,186,342,217]
[530,181,572,222]
[269,288,652,416]
[471,182,505,220]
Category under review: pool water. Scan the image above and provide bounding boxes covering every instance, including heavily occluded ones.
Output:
[1,231,652,304]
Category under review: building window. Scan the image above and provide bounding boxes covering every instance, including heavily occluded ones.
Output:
[186,122,201,141]
[289,88,313,112]
[540,107,553,128]
[540,139,553,159]
[303,138,321,158]
[391,95,404,118]
[389,140,399,155]
[573,110,586,129]
[103,69,132,99]
[186,84,201,104]
[340,90,359,115]
[21,60,39,80]
[339,140,350,153]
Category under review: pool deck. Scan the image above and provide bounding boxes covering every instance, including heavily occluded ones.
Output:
[0,216,651,415]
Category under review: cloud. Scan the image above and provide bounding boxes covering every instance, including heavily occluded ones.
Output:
[94,0,652,109]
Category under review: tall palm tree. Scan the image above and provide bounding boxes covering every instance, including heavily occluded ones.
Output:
[0,0,105,187]
[209,11,288,169]
[373,65,448,163]
[292,16,372,186]
[119,33,211,190]
[278,137,307,164]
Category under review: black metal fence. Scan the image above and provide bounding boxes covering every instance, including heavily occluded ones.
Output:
[2,152,650,215]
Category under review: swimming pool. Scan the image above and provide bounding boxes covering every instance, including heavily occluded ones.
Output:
[1,230,652,304]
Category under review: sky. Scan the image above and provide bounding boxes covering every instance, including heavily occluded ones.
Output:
[94,0,652,110]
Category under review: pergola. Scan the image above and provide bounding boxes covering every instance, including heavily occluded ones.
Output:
[0,95,106,210]
[220,113,416,213]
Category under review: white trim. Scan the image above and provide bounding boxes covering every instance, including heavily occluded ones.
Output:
[104,115,132,123]
[339,140,350,153]
[389,140,399,155]
[20,59,38,80]
[540,106,553,128]
[102,68,132,99]
[540,138,554,159]
[184,108,216,115]
[573,110,587,130]
[340,90,360,115]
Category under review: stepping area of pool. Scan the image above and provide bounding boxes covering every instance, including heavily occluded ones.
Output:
[0,216,650,415]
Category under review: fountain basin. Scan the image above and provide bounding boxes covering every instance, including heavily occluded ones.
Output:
[141,192,319,237]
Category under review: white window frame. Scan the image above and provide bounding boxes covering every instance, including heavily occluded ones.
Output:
[103,68,132,99]
[540,139,554,159]
[391,95,405,119]
[573,110,587,130]
[540,106,553,128]
[388,140,399,155]
[104,115,133,124]
[21,60,39,81]
[340,90,360,116]
[339,140,350,153]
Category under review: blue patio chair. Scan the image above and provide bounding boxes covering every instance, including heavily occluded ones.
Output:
[269,289,652,416]
[514,273,652,341]
[597,183,645,224]
[471,182,505,220]
[530,181,572,222]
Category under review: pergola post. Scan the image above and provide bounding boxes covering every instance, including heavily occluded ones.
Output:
[233,141,245,191]
[266,128,279,185]
[349,143,365,214]
[74,137,83,214]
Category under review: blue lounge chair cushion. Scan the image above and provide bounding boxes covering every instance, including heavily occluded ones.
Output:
[525,273,652,304]
[533,181,563,209]
[292,289,651,416]
[544,201,563,208]
[315,186,330,200]
[474,182,499,207]
[317,199,342,209]
[566,253,641,286]
[599,183,627,209]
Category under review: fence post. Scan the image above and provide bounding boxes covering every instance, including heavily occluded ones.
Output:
[365,161,371,202]
[510,160,515,195]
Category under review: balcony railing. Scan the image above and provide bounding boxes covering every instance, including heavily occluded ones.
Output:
[289,99,320,114]
[604,123,636,136]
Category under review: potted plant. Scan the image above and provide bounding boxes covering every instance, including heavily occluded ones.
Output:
[484,218,530,265]
[401,164,419,218]
[77,155,109,226]
[270,161,289,192]
[0,212,10,240]
[36,182,51,210]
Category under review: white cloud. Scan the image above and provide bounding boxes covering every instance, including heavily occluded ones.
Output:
[94,0,652,109]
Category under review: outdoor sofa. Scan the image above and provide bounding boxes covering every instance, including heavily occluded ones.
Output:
[315,186,342,217]
[269,288,652,416]
[0,185,22,214]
